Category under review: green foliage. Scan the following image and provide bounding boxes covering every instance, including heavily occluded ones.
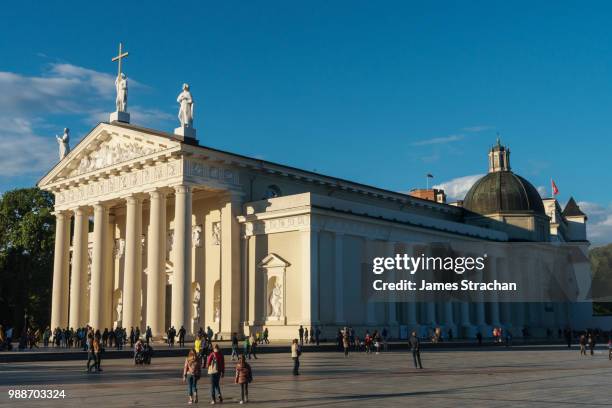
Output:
[590,244,612,316]
[0,188,55,333]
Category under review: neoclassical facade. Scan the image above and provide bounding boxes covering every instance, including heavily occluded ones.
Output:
[39,121,593,339]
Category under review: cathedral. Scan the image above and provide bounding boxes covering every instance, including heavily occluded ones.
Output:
[39,69,595,339]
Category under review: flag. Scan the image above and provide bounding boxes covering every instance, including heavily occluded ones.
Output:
[551,179,559,196]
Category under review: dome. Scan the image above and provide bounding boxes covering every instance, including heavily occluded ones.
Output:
[463,171,545,215]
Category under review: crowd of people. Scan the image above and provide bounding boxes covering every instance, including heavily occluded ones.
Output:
[4,320,612,405]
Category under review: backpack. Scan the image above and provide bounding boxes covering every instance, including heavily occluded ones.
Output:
[207,354,218,375]
[189,359,201,379]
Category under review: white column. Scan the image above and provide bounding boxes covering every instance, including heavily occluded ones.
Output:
[489,258,501,327]
[103,214,115,331]
[247,235,257,325]
[386,242,397,327]
[90,203,108,330]
[334,233,344,325]
[123,195,143,331]
[51,211,71,330]
[301,228,319,326]
[460,302,472,335]
[220,194,242,336]
[69,207,88,328]
[499,259,512,328]
[172,185,192,332]
[146,190,166,337]
[425,303,436,326]
[444,303,454,329]
[475,268,487,330]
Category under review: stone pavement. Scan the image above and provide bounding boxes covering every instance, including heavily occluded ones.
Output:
[1,347,611,407]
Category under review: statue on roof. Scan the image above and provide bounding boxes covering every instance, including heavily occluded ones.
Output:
[56,128,70,160]
[177,83,194,128]
[115,73,128,112]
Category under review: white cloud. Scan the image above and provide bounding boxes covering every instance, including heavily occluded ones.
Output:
[577,201,612,245]
[412,134,464,146]
[0,62,172,178]
[0,118,56,176]
[433,174,484,201]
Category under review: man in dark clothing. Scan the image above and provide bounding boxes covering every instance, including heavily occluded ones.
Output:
[476,332,483,346]
[178,326,186,347]
[298,325,304,346]
[315,326,321,346]
[145,326,152,345]
[409,331,423,369]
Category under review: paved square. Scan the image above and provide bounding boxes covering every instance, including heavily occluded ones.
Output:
[1,347,611,407]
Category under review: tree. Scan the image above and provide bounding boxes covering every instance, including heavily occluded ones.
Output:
[0,188,55,333]
[590,244,612,315]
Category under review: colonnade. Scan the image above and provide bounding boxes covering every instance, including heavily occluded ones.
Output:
[50,185,194,337]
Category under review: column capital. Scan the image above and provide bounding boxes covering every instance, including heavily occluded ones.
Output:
[125,195,143,205]
[92,201,110,211]
[174,185,191,194]
[53,209,72,218]
[147,189,167,200]
[73,206,91,217]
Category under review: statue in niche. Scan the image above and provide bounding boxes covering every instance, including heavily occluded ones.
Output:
[166,230,174,260]
[113,238,125,259]
[192,225,202,248]
[212,222,221,245]
[269,281,283,318]
[114,290,123,324]
[192,283,201,322]
[213,289,221,323]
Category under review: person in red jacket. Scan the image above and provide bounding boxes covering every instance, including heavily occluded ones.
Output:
[206,344,225,404]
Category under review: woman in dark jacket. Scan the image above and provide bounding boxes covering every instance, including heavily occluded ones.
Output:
[235,354,253,403]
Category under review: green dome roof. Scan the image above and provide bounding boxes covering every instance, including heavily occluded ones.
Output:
[463,171,545,215]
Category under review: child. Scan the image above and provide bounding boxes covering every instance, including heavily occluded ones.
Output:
[235,354,253,404]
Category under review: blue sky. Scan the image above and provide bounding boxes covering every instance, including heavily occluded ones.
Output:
[0,1,611,243]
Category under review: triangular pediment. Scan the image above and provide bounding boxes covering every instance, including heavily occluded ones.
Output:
[38,122,181,188]
[258,253,291,268]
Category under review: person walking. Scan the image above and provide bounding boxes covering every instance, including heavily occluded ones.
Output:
[579,333,587,356]
[178,326,186,348]
[244,335,252,360]
[86,332,96,373]
[231,332,239,361]
[145,326,152,345]
[250,333,258,360]
[291,339,301,375]
[588,333,596,356]
[298,326,304,346]
[206,344,225,404]
[409,331,423,369]
[194,334,204,364]
[235,354,253,404]
[315,326,321,346]
[43,326,51,348]
[183,349,202,404]
[263,327,269,344]
[342,332,350,357]
[94,333,103,372]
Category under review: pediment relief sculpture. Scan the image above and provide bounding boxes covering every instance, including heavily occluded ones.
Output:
[74,141,161,176]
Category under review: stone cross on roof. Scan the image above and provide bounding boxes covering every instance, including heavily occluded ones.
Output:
[111,42,129,79]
